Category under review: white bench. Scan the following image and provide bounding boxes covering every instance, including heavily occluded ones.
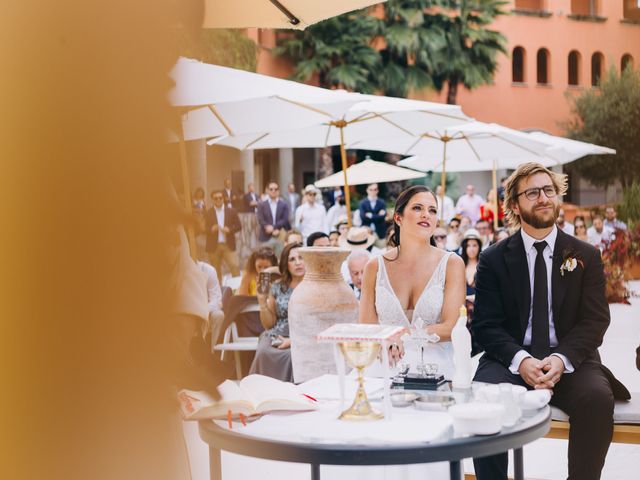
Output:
[547,393,640,444]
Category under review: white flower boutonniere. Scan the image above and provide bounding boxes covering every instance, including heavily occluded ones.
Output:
[560,257,578,276]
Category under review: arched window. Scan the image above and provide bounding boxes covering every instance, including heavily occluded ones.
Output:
[621,54,634,73]
[512,47,526,83]
[568,50,581,86]
[591,52,604,86]
[537,48,550,84]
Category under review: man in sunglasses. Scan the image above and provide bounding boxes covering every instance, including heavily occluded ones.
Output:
[256,181,291,256]
[472,162,629,480]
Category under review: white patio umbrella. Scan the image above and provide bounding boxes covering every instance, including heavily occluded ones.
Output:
[170,57,363,141]
[215,94,471,224]
[168,58,363,254]
[352,122,551,218]
[353,122,601,228]
[203,0,387,29]
[314,157,425,188]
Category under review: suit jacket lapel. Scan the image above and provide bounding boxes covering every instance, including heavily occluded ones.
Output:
[552,229,570,322]
[504,230,531,337]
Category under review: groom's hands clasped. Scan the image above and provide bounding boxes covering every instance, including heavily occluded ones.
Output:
[536,355,565,389]
[519,356,564,389]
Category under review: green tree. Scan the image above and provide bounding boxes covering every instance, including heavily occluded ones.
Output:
[565,66,640,190]
[376,1,437,97]
[178,29,258,71]
[425,0,508,104]
[274,11,380,92]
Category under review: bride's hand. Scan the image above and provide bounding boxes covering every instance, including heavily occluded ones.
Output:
[388,341,405,366]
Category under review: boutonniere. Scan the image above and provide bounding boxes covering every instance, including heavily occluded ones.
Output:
[559,250,584,276]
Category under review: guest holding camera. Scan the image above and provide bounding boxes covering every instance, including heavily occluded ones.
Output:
[249,242,305,381]
[238,247,278,296]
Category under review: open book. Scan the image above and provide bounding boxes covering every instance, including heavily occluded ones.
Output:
[178,374,317,420]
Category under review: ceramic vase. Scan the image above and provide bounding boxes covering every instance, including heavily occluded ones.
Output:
[288,247,358,383]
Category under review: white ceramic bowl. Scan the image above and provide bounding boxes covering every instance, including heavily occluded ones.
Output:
[448,402,505,435]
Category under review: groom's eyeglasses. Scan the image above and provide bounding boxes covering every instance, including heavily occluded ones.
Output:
[516,185,557,201]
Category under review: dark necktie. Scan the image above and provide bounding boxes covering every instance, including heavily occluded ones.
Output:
[531,241,550,359]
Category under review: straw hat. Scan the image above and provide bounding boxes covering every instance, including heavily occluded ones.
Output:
[303,184,319,195]
[462,228,484,248]
[339,227,376,250]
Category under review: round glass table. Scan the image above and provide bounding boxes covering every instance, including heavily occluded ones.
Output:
[198,399,550,480]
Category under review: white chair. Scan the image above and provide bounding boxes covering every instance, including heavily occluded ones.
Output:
[213,303,260,379]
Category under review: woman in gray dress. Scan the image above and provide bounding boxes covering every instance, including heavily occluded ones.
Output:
[249,242,305,381]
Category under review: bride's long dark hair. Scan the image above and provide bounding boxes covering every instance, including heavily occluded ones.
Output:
[388,186,438,256]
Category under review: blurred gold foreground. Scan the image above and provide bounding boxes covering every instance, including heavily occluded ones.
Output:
[0,2,205,479]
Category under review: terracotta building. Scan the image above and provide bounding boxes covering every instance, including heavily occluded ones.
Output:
[206,1,640,205]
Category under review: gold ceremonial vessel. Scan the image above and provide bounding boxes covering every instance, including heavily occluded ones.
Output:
[338,341,383,421]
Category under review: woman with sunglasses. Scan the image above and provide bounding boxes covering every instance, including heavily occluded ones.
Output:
[573,215,588,242]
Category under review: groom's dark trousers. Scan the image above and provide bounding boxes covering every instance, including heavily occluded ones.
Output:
[471,229,629,480]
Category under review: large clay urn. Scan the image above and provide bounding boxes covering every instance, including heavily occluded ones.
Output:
[288,247,358,383]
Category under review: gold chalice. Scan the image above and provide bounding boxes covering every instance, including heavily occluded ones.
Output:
[338,341,384,421]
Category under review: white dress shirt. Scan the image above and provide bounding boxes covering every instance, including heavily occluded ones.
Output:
[268,198,279,225]
[295,202,328,239]
[437,195,455,223]
[196,261,223,315]
[587,225,613,247]
[509,226,574,374]
[557,221,574,236]
[214,206,226,243]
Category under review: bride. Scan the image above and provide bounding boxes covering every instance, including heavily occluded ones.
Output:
[360,185,466,379]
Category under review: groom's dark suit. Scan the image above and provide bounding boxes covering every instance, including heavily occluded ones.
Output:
[472,228,629,480]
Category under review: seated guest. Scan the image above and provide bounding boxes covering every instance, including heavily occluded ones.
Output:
[460,229,482,319]
[491,228,510,245]
[433,227,448,250]
[604,205,627,231]
[238,247,278,296]
[587,214,613,247]
[306,231,331,247]
[556,207,574,235]
[573,215,588,242]
[346,250,370,300]
[475,219,493,247]
[446,217,462,251]
[196,261,224,341]
[328,230,340,247]
[285,229,303,245]
[249,243,305,381]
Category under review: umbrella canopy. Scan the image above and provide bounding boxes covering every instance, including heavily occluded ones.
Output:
[354,121,614,227]
[215,94,470,224]
[216,95,470,150]
[314,158,425,188]
[169,58,363,141]
[355,122,554,173]
[203,0,386,29]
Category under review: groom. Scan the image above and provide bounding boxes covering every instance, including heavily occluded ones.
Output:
[471,163,629,480]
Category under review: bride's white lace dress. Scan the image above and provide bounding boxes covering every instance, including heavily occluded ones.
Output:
[375,252,454,379]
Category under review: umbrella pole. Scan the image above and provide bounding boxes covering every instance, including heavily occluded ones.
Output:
[440,138,449,224]
[178,126,198,260]
[339,126,352,227]
[492,159,499,231]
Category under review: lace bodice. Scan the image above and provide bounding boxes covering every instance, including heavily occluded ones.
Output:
[375,252,452,329]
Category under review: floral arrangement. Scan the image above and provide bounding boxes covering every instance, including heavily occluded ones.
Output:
[600,225,640,304]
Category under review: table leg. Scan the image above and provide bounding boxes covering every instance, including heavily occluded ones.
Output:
[310,463,321,480]
[513,447,524,480]
[209,446,222,480]
[449,460,462,480]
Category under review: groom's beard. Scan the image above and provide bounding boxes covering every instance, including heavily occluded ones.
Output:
[519,202,560,229]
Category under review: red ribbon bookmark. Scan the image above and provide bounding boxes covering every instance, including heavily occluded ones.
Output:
[302,393,317,402]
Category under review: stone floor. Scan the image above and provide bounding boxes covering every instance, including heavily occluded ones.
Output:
[184,281,640,480]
